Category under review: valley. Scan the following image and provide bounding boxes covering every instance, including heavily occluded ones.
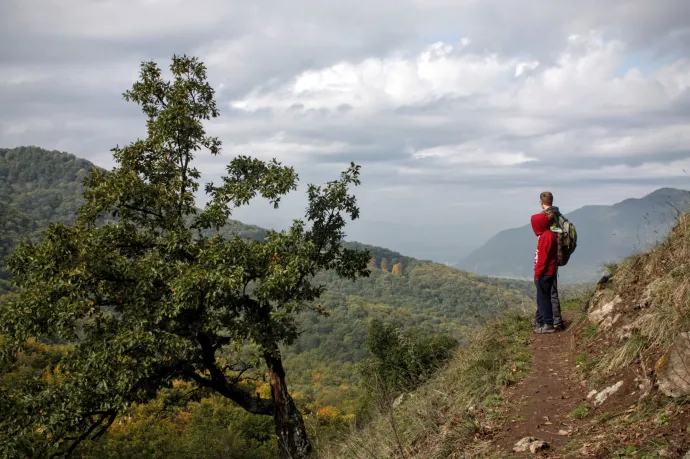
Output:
[0,146,536,457]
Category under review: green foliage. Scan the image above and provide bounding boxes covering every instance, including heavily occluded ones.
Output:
[611,445,638,457]
[0,55,369,458]
[283,262,533,395]
[0,138,537,456]
[0,147,93,292]
[0,146,269,293]
[0,146,93,227]
[583,325,599,339]
[570,404,590,419]
[0,203,39,292]
[75,391,277,459]
[359,319,458,407]
[321,313,534,458]
[0,144,536,394]
[482,394,504,407]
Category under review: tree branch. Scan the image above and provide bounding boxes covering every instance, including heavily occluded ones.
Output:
[55,410,117,458]
[191,333,275,415]
[212,336,232,351]
[155,92,168,110]
[118,203,164,220]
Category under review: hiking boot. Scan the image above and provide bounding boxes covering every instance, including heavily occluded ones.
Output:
[553,322,564,331]
[534,324,555,334]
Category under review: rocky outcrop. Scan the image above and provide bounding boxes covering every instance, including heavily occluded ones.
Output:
[587,380,624,406]
[656,332,690,398]
[587,294,622,329]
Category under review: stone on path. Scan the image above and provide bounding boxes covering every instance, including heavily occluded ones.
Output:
[513,437,548,454]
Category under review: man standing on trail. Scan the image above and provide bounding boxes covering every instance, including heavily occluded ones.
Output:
[539,191,565,331]
[531,211,558,333]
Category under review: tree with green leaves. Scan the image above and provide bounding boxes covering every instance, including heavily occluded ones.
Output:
[359,319,458,409]
[0,55,369,458]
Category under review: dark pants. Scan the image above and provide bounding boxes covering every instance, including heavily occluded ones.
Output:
[535,275,555,326]
[551,275,563,326]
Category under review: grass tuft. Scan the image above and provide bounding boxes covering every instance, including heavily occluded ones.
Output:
[588,213,690,376]
[570,404,590,420]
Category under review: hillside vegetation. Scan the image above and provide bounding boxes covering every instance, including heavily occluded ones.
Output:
[552,211,690,456]
[0,146,535,457]
[0,146,266,292]
[332,213,690,458]
[321,313,534,458]
[0,146,534,367]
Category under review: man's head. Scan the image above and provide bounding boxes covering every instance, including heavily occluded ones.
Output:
[540,191,554,210]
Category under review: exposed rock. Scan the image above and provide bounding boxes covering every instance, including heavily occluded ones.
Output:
[588,295,622,327]
[635,375,653,400]
[586,389,598,399]
[639,277,663,309]
[557,429,571,436]
[593,380,624,406]
[513,437,534,453]
[600,312,622,330]
[586,289,614,313]
[530,440,548,454]
[657,332,690,397]
[513,437,548,453]
[392,393,406,408]
[616,324,634,342]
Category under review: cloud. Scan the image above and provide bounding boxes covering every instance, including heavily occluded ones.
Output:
[1,0,690,260]
[226,31,690,182]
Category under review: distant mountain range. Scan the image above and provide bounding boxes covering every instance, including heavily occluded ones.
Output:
[6,145,687,289]
[457,187,690,283]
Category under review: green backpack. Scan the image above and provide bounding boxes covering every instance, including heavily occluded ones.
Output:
[550,213,577,267]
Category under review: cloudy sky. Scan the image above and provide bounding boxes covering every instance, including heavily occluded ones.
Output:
[2,0,690,262]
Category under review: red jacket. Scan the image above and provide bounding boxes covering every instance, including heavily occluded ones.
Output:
[531,213,558,279]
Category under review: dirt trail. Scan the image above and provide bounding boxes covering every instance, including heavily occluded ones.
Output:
[496,316,585,457]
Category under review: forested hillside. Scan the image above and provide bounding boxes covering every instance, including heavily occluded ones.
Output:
[0,203,38,292]
[0,147,267,291]
[0,144,535,457]
[0,146,92,226]
[285,252,533,403]
[0,146,534,383]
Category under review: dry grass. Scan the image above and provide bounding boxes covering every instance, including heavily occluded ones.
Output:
[592,213,690,375]
[317,313,533,459]
[317,214,690,459]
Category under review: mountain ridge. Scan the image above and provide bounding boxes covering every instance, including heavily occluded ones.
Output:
[457,186,690,283]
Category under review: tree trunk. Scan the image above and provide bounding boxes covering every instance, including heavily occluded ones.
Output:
[265,348,312,459]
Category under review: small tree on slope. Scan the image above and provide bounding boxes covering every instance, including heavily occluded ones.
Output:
[0,55,370,458]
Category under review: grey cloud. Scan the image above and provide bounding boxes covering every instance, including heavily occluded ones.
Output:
[2,0,690,261]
